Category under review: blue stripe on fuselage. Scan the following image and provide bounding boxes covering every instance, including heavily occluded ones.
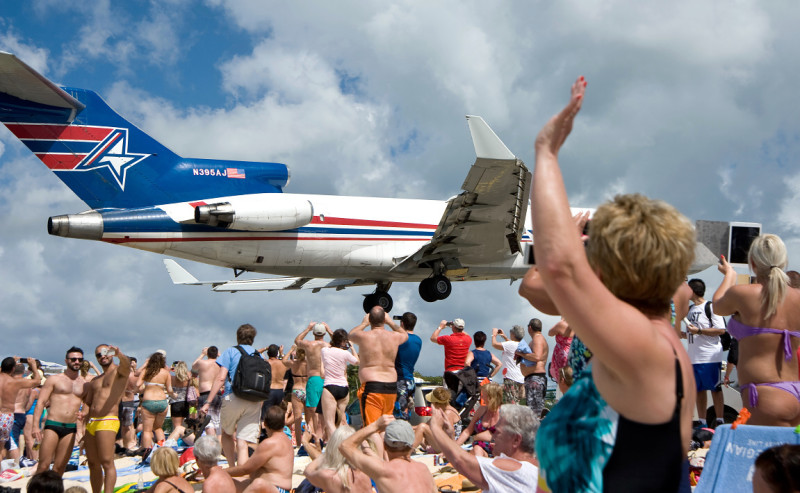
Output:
[99,209,435,237]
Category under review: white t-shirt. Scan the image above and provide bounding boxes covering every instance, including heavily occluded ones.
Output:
[500,341,524,383]
[687,301,725,364]
[321,347,357,387]
[476,454,539,493]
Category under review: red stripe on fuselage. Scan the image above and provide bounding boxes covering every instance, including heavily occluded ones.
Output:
[310,216,435,229]
[37,153,86,170]
[104,236,429,244]
[5,123,112,141]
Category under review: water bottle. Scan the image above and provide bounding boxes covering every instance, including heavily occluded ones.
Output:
[137,468,144,490]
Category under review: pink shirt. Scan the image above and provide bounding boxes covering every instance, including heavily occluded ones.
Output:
[321,347,358,387]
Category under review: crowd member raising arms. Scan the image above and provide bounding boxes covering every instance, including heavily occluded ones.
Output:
[520,77,696,492]
[303,426,374,493]
[713,235,800,426]
[136,352,176,452]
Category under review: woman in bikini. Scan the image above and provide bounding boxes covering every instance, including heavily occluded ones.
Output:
[285,346,308,446]
[456,382,502,457]
[149,447,193,493]
[137,352,176,451]
[320,329,358,439]
[713,234,800,426]
[413,386,463,454]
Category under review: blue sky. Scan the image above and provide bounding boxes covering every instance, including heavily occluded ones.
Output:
[2,1,800,377]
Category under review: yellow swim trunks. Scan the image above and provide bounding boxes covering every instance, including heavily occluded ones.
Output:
[86,416,120,435]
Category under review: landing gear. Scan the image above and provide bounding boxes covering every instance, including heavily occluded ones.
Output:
[419,275,452,303]
[363,290,393,313]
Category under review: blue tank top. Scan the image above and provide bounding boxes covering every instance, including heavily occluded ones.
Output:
[469,349,493,378]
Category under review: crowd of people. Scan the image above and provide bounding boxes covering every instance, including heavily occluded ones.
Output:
[2,78,800,493]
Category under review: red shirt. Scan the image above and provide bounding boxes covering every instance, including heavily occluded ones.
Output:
[437,332,473,372]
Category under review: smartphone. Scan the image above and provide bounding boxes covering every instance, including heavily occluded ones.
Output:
[392,315,402,320]
[100,347,108,357]
[106,349,116,357]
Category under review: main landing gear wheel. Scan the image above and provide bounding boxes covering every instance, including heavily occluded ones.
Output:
[363,290,393,313]
[419,275,452,302]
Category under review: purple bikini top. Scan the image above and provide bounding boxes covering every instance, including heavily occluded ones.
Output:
[727,318,800,361]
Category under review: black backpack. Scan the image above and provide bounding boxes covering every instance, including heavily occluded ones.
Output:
[704,302,732,351]
[230,345,271,401]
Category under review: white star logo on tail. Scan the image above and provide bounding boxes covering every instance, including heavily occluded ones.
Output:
[76,129,149,190]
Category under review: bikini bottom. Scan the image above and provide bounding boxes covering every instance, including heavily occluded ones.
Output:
[741,381,800,408]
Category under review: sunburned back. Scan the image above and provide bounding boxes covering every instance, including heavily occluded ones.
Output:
[47,373,85,422]
[313,468,373,493]
[0,374,25,413]
[252,434,294,490]
[733,284,800,384]
[357,329,402,382]
[195,359,219,393]
[269,359,287,388]
[141,369,170,401]
[374,458,436,493]
[300,340,327,377]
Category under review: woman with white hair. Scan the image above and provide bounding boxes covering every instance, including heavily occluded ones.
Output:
[713,234,800,426]
[303,425,373,493]
[193,435,235,493]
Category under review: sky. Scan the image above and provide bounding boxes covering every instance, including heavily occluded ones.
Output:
[1,1,800,378]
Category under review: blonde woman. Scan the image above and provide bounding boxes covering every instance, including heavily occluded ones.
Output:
[169,361,191,433]
[713,234,800,426]
[148,447,193,493]
[456,382,502,457]
[522,77,695,492]
[137,352,176,451]
[286,346,308,445]
[304,425,373,493]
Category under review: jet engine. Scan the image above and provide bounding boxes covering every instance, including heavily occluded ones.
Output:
[194,195,314,231]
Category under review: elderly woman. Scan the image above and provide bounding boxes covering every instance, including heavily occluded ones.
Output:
[148,447,193,493]
[713,235,800,426]
[137,352,176,451]
[193,435,235,493]
[303,426,373,493]
[519,77,695,492]
[456,382,502,457]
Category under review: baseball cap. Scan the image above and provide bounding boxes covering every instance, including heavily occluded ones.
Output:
[312,323,327,336]
[452,318,465,329]
[384,420,415,449]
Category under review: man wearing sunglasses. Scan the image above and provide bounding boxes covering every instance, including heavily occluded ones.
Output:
[83,344,131,493]
[33,347,87,476]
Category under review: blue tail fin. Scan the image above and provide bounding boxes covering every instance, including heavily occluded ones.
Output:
[0,52,289,209]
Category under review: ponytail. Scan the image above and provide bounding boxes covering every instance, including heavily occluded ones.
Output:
[749,234,789,319]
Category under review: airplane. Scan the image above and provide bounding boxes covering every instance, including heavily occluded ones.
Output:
[0,51,746,312]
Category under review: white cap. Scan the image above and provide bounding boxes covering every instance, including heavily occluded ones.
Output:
[452,318,465,329]
[312,323,327,336]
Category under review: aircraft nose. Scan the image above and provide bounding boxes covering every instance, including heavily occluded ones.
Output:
[47,212,104,240]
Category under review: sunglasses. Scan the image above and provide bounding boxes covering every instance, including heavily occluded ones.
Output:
[95,353,105,358]
[68,357,84,362]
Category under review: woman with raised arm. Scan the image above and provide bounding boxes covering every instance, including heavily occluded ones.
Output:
[712,235,800,426]
[522,77,696,492]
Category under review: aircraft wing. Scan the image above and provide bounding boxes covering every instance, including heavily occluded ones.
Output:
[163,259,366,293]
[393,116,531,273]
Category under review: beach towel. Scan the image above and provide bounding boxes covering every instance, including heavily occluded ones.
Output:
[694,424,800,492]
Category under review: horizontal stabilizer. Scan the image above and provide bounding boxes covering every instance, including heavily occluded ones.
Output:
[163,259,202,285]
[0,51,84,120]
[466,115,515,160]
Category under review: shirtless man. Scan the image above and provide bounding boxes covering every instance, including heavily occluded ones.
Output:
[294,322,332,440]
[349,306,407,426]
[261,345,287,416]
[33,347,87,475]
[119,356,139,451]
[0,357,40,466]
[224,405,293,493]
[340,415,436,493]
[192,346,221,435]
[515,321,549,417]
[82,345,131,493]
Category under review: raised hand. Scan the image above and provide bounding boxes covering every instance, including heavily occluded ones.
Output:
[535,76,587,157]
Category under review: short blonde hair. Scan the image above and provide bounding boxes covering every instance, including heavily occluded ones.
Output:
[150,447,180,478]
[748,234,790,319]
[587,194,695,314]
[482,382,503,411]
